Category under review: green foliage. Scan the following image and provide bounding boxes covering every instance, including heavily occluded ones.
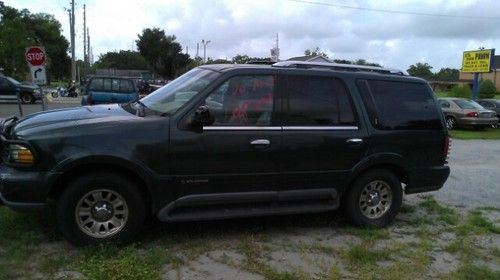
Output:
[434,67,460,81]
[354,58,381,67]
[449,128,500,140]
[95,50,149,70]
[478,79,496,98]
[230,54,271,64]
[136,28,191,78]
[0,5,70,81]
[304,46,328,58]
[450,85,472,98]
[407,62,433,80]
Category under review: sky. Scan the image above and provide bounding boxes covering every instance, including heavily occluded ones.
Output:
[7,0,500,72]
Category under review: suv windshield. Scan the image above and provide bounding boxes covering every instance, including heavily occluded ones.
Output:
[454,99,483,110]
[141,68,220,114]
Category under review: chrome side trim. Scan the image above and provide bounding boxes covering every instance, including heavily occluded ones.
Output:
[283,126,358,131]
[203,126,282,131]
[203,126,359,131]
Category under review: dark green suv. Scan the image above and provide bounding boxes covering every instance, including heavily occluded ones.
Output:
[0,62,450,245]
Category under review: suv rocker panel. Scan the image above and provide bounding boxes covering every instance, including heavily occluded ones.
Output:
[157,188,338,222]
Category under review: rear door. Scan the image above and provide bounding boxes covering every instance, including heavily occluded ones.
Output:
[281,73,369,191]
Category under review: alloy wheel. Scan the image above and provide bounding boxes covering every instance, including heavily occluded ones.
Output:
[75,189,129,238]
[358,180,393,219]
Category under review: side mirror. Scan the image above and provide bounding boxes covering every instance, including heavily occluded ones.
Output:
[191,105,215,127]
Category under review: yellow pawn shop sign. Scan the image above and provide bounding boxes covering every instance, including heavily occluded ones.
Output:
[461,49,495,99]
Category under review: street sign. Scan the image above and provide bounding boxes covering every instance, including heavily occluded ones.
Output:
[25,46,47,85]
[461,49,495,73]
[25,46,46,67]
[30,66,47,85]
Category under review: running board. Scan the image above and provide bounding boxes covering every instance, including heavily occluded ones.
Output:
[157,188,338,222]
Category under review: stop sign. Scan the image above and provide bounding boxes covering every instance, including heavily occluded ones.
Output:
[25,47,46,66]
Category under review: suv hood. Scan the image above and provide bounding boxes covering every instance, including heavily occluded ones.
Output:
[12,104,138,137]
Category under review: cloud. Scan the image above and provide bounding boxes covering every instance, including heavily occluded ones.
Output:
[7,0,500,71]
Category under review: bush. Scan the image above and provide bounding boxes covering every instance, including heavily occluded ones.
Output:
[450,85,472,99]
[478,80,496,98]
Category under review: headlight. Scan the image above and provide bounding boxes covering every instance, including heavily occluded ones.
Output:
[8,144,35,165]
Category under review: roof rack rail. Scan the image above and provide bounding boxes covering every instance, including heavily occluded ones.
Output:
[272,61,408,76]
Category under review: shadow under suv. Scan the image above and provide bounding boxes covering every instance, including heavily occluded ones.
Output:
[0,61,450,245]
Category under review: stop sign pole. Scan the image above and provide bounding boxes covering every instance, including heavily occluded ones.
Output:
[25,46,47,111]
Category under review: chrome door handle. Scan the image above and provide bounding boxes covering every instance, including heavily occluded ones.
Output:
[346,138,363,144]
[250,139,270,145]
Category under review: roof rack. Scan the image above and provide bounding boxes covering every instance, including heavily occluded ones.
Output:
[272,61,408,76]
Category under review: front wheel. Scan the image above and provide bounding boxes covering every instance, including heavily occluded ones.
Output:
[20,92,35,104]
[51,91,59,98]
[345,169,402,228]
[57,173,146,246]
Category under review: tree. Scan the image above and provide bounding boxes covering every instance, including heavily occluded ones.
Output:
[231,54,271,64]
[136,28,191,78]
[434,68,459,82]
[304,47,328,58]
[478,80,496,98]
[333,59,352,64]
[0,4,70,81]
[95,50,149,70]
[407,62,433,80]
[354,59,381,67]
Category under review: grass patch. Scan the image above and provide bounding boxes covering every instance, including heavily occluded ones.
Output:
[342,244,391,266]
[346,228,390,243]
[79,245,163,280]
[400,203,416,213]
[449,128,500,140]
[418,195,460,225]
[449,263,500,280]
[468,210,500,234]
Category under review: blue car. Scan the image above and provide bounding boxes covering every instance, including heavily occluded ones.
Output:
[81,76,139,105]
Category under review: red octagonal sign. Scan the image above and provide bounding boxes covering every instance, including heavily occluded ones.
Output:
[25,46,46,66]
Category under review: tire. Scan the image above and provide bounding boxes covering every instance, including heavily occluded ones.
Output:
[51,91,59,98]
[345,169,402,228]
[57,172,146,246]
[21,92,35,104]
[445,116,456,130]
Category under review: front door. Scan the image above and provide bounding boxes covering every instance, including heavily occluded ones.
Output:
[170,73,282,198]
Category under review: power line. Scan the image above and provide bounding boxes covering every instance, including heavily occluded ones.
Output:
[287,0,500,20]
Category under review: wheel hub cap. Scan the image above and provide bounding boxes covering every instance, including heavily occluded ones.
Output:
[91,201,114,222]
[359,180,393,219]
[75,189,129,238]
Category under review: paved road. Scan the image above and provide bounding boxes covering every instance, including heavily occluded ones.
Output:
[429,139,500,208]
[0,98,80,118]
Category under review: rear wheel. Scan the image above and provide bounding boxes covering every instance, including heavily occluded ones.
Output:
[445,116,456,130]
[57,172,146,246]
[345,169,402,228]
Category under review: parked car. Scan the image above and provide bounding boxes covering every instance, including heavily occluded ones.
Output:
[81,76,139,105]
[1,61,451,245]
[477,99,500,128]
[0,75,41,103]
[438,98,498,130]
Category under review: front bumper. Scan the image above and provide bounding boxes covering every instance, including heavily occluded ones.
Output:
[0,165,49,211]
[405,165,450,194]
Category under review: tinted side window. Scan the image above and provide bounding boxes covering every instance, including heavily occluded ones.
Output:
[357,79,442,130]
[0,77,7,87]
[89,78,104,91]
[286,75,356,126]
[204,75,275,126]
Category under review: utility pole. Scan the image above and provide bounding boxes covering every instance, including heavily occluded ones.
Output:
[83,4,87,63]
[87,28,90,64]
[201,39,211,64]
[69,0,76,81]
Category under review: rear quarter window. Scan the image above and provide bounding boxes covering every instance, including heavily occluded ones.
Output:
[356,79,442,130]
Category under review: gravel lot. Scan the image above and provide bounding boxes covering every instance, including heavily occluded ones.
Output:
[428,139,500,208]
